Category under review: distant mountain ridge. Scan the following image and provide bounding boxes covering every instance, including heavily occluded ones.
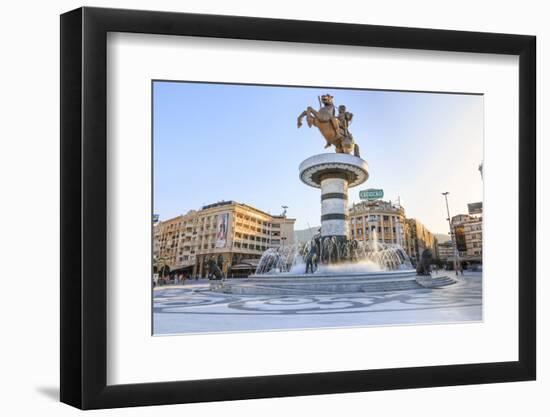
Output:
[295,226,320,243]
[435,233,451,243]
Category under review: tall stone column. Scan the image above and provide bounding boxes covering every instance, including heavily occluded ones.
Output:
[320,176,349,238]
[299,153,369,245]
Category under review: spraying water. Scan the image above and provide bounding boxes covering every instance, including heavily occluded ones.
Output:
[255,234,413,276]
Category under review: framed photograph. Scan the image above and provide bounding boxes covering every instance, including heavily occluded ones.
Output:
[60,6,536,409]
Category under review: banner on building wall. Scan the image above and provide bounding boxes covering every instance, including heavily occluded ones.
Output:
[215,213,229,248]
[468,202,483,215]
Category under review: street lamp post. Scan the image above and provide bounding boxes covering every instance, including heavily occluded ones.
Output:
[442,192,460,276]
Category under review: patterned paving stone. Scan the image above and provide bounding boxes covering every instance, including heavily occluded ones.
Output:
[153,272,482,335]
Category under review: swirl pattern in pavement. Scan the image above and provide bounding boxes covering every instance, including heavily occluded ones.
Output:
[153,278,481,316]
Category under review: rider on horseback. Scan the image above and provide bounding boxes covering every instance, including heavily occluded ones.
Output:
[297,94,360,157]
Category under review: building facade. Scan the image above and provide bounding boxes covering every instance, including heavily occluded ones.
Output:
[348,200,407,246]
[153,201,295,278]
[437,240,454,262]
[447,203,483,264]
[464,217,482,261]
[348,200,436,262]
[406,218,437,262]
[451,214,470,257]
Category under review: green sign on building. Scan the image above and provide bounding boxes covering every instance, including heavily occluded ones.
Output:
[359,188,384,201]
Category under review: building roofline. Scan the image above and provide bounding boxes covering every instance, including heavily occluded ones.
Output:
[157,200,288,224]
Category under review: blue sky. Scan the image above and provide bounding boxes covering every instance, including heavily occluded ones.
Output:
[153,81,483,234]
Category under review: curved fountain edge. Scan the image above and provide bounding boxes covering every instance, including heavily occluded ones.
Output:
[210,272,458,295]
[245,269,417,283]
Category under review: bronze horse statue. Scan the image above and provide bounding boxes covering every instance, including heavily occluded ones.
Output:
[207,259,224,280]
[416,248,433,276]
[297,94,360,157]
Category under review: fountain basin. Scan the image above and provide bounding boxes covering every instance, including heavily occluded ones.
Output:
[210,270,457,295]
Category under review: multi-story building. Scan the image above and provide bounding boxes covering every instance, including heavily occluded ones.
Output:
[449,212,483,263]
[451,214,471,226]
[406,218,437,262]
[451,214,470,257]
[453,224,467,256]
[464,217,482,261]
[447,203,483,265]
[348,199,436,262]
[153,213,191,270]
[348,200,407,246]
[437,240,455,262]
[153,201,295,278]
[465,201,482,262]
[270,215,296,248]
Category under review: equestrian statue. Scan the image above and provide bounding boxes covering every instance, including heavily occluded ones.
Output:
[297,94,361,157]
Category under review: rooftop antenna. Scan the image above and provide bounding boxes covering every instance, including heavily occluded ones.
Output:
[281,205,288,217]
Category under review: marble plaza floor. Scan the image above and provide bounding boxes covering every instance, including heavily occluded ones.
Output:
[153,271,482,335]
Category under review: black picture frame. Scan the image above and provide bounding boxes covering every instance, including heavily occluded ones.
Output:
[60,6,536,410]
